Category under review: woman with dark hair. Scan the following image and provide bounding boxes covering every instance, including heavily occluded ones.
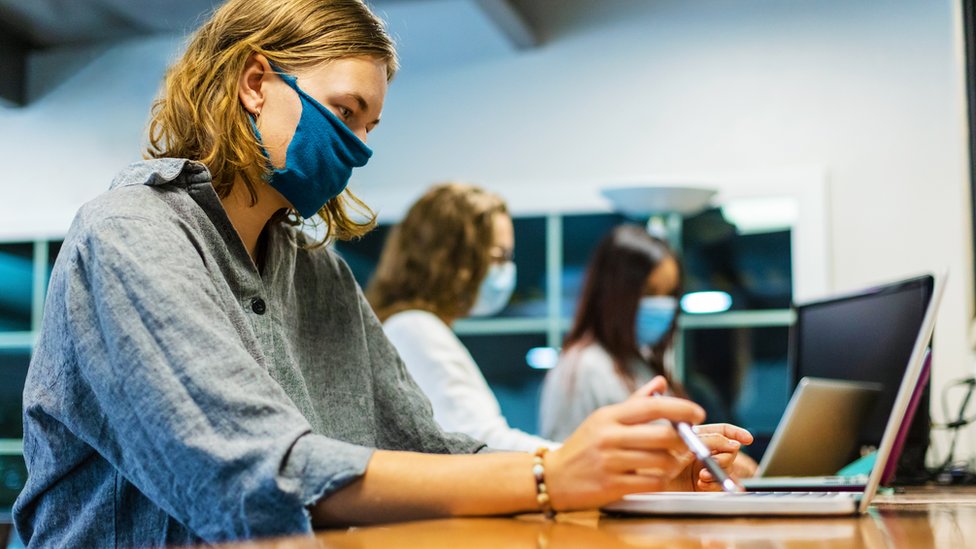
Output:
[540,225,683,442]
[540,224,758,477]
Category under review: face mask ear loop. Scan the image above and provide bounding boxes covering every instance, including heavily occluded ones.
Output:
[266,61,295,89]
[245,108,276,184]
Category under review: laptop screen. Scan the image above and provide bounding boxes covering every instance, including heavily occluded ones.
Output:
[792,275,933,452]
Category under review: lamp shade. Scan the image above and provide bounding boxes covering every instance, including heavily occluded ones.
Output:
[601,185,717,217]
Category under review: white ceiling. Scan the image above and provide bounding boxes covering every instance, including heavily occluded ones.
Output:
[374,0,522,71]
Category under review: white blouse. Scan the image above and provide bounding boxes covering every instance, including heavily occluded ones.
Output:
[383,310,555,452]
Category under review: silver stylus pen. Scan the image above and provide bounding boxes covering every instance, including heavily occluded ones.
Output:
[654,393,743,494]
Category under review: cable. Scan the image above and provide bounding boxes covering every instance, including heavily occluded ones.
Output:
[935,377,976,428]
[931,376,976,476]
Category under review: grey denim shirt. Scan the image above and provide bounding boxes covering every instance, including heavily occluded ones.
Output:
[13,159,484,548]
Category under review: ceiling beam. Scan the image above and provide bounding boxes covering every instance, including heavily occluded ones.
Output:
[25,43,109,105]
[0,23,28,106]
[473,0,539,50]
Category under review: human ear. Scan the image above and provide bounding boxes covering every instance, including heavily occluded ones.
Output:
[238,53,272,117]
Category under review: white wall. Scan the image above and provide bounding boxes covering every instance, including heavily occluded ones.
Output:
[0,0,972,457]
[359,0,976,460]
[0,35,184,240]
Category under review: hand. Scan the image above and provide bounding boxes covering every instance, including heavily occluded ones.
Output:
[543,376,706,511]
[675,423,754,492]
[626,376,755,492]
[731,452,759,479]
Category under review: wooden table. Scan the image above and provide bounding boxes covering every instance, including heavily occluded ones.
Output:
[218,486,976,548]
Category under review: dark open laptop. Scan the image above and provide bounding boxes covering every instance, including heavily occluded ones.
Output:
[603,272,944,516]
[745,274,936,491]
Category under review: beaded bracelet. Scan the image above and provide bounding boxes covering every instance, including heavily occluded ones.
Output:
[532,447,556,519]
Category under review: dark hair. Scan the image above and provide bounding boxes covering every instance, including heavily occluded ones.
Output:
[366,183,508,322]
[563,224,684,394]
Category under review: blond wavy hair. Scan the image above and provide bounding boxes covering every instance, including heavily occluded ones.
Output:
[367,183,508,322]
[147,0,397,242]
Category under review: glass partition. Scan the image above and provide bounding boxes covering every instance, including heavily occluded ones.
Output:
[0,347,30,508]
[0,243,34,332]
[559,213,628,320]
[681,325,792,459]
[497,216,548,319]
[682,205,793,312]
[459,332,548,434]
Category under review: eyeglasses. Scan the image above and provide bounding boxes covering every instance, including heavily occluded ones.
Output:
[489,247,514,264]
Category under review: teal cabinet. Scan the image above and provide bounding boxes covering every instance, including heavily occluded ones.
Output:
[0,239,55,510]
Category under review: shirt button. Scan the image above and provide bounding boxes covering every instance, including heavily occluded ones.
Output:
[251,297,266,315]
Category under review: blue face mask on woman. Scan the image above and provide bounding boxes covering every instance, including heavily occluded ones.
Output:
[469,261,517,317]
[636,296,678,347]
[252,66,373,218]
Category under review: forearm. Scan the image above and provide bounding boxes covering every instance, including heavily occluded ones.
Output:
[311,394,751,526]
[311,450,538,527]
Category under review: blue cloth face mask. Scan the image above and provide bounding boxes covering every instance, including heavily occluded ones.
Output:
[469,261,517,317]
[251,67,373,218]
[636,296,678,347]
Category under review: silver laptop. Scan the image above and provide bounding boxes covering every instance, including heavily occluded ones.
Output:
[602,271,945,516]
[754,378,882,477]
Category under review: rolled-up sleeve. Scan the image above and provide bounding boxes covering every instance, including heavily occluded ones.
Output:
[66,215,372,542]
